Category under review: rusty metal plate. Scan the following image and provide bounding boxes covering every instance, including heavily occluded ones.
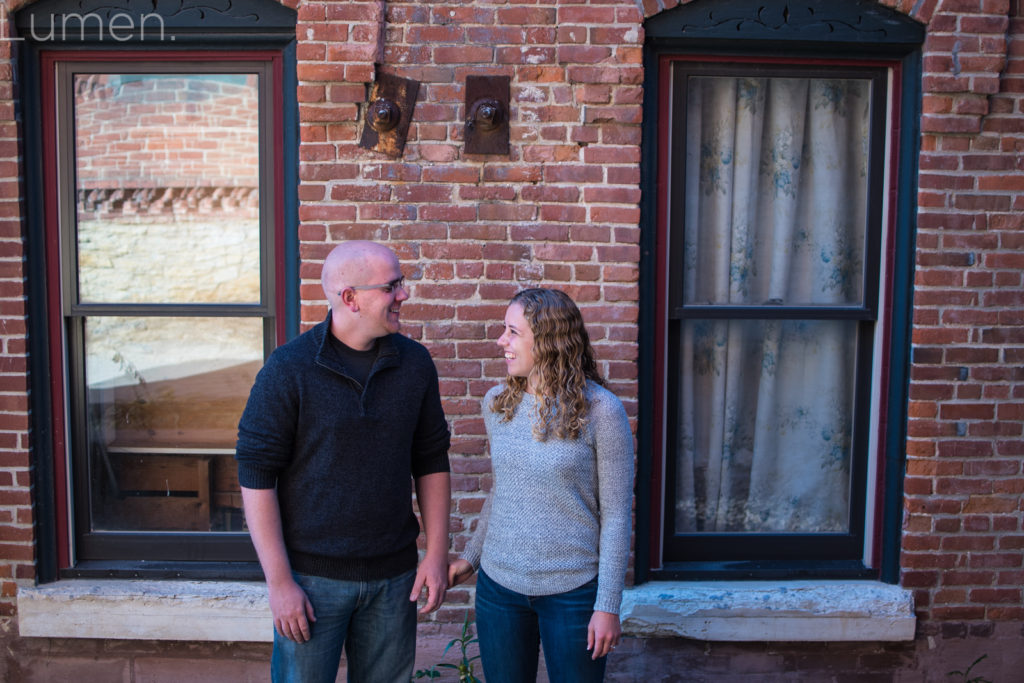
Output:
[358,72,420,158]
[465,75,510,155]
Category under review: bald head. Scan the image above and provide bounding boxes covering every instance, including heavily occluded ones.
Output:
[321,241,399,308]
[320,241,407,350]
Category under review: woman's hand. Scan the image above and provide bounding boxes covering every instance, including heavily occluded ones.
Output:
[587,610,621,659]
[447,558,475,587]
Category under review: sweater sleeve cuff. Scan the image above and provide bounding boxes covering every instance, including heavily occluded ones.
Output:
[411,447,450,479]
[461,545,482,572]
[460,492,491,572]
[594,589,622,616]
[236,462,278,489]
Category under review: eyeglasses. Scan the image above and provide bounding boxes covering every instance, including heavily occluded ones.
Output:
[341,276,406,295]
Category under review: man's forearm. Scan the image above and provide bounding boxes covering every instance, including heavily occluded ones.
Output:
[240,486,293,584]
[414,471,451,556]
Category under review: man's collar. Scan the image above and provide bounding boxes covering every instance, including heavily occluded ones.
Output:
[314,312,399,377]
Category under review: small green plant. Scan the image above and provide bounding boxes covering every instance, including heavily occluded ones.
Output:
[411,665,440,680]
[947,654,992,683]
[412,611,482,682]
[438,611,483,683]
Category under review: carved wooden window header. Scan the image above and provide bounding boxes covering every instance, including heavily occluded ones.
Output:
[646,0,924,51]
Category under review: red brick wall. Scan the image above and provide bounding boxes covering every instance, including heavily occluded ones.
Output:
[0,0,33,632]
[293,0,644,630]
[74,74,261,190]
[0,0,1020,679]
[903,0,1024,636]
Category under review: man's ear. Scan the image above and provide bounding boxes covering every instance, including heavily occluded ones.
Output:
[340,287,359,311]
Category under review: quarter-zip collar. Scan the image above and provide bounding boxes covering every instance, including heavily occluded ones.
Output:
[312,312,400,414]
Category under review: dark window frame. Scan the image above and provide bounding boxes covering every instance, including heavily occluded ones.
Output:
[53,54,280,568]
[663,58,886,567]
[636,0,924,583]
[18,0,298,581]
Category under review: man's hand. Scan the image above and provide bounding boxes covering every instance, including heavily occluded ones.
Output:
[447,558,474,587]
[269,576,316,642]
[411,471,451,614]
[587,610,621,660]
[410,550,448,613]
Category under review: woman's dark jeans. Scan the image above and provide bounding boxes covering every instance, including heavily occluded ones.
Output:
[475,568,607,683]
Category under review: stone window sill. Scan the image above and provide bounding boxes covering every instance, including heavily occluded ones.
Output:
[19,579,915,643]
[17,580,272,642]
[619,580,916,642]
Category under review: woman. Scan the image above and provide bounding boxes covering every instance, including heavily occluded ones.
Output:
[448,288,635,683]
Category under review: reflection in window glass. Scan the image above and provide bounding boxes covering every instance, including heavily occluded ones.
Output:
[85,317,262,532]
[74,73,261,304]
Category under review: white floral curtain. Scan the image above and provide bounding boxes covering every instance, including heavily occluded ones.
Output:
[676,76,870,533]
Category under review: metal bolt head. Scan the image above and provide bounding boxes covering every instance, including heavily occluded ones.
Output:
[368,98,401,132]
[470,98,503,131]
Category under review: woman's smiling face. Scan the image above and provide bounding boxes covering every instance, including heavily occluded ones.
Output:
[497,302,536,386]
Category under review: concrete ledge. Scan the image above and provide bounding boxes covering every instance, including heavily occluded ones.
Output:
[18,580,272,642]
[620,580,916,642]
[19,578,916,644]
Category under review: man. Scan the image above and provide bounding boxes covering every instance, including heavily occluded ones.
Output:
[236,240,451,683]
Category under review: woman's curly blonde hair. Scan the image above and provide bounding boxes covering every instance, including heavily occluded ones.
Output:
[491,288,604,441]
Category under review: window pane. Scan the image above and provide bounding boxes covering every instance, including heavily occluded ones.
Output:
[74,73,261,304]
[682,76,871,307]
[675,319,856,533]
[85,316,262,532]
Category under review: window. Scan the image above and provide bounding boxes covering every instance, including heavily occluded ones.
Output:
[637,0,924,580]
[19,1,297,576]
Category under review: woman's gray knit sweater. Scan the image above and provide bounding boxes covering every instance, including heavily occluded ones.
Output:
[462,381,635,614]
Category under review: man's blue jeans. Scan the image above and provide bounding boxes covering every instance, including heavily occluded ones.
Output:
[270,569,417,683]
[475,568,607,683]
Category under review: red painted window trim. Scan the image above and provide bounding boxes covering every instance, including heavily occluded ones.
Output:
[872,60,904,568]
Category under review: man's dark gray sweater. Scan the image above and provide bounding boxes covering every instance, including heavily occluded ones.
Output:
[235,316,450,581]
